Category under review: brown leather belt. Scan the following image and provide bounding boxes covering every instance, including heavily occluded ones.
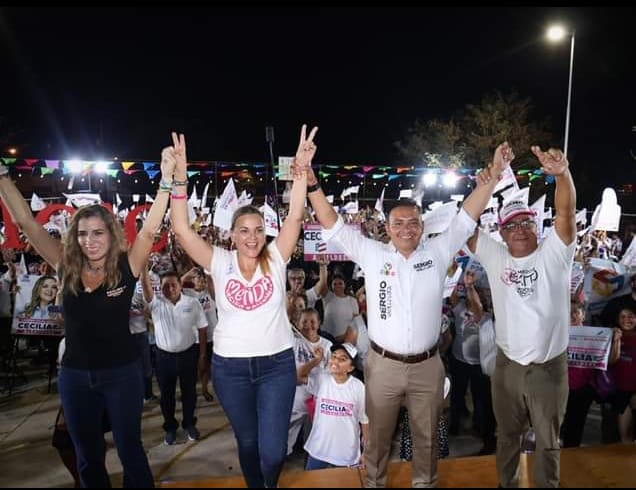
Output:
[370,340,437,364]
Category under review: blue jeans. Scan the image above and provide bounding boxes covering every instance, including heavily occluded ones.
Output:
[132,331,154,398]
[306,455,335,471]
[58,360,154,488]
[213,348,295,488]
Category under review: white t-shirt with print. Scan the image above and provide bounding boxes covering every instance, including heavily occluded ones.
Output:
[321,291,359,339]
[306,286,320,309]
[292,334,333,412]
[475,228,575,365]
[183,288,218,343]
[304,373,368,467]
[451,302,492,365]
[211,242,293,357]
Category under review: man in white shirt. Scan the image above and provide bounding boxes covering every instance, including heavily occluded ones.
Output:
[304,142,511,488]
[468,146,576,488]
[141,269,207,445]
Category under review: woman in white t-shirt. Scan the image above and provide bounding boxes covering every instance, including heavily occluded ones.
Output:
[321,274,359,342]
[169,126,317,489]
[304,342,368,470]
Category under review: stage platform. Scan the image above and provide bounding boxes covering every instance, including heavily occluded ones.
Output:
[159,443,636,488]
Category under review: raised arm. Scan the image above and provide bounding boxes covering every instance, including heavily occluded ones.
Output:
[275,124,317,261]
[463,270,484,322]
[128,145,173,277]
[296,129,339,230]
[0,163,62,268]
[169,133,214,270]
[140,262,154,303]
[461,142,513,221]
[314,254,330,298]
[531,146,576,245]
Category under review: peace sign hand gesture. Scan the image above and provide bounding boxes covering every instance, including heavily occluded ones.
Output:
[293,124,319,178]
[531,146,569,176]
[171,132,188,179]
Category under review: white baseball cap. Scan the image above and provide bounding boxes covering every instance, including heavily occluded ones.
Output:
[499,200,536,226]
[330,342,358,361]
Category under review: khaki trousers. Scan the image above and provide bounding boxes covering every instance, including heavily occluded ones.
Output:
[364,348,444,488]
[492,349,568,488]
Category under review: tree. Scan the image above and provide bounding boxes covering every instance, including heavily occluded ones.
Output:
[395,90,553,169]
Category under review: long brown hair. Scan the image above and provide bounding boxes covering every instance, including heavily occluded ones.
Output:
[62,204,128,296]
[230,205,271,276]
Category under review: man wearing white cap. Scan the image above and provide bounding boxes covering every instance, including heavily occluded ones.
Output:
[468,146,576,488]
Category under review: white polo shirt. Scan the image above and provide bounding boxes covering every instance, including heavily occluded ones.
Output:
[323,210,476,355]
[149,293,207,353]
[475,228,575,365]
[211,242,293,357]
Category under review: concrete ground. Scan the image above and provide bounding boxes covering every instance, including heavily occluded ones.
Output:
[0,357,605,488]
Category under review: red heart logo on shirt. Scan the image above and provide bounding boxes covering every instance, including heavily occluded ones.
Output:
[225,276,274,311]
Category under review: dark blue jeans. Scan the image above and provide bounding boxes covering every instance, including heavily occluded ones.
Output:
[58,360,154,488]
[213,348,296,488]
[132,331,154,398]
[306,455,335,471]
[156,345,198,432]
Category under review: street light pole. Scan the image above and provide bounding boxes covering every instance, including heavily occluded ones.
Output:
[547,25,575,158]
[563,31,575,159]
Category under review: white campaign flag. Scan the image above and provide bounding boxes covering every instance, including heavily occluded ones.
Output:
[591,188,621,232]
[189,186,199,208]
[576,208,587,226]
[145,193,154,203]
[399,189,413,199]
[423,201,459,235]
[342,200,359,214]
[213,179,239,231]
[620,235,636,267]
[259,202,279,237]
[443,265,463,298]
[326,195,334,204]
[186,200,197,225]
[493,165,519,194]
[30,192,46,211]
[502,186,529,206]
[62,193,102,208]
[374,188,386,221]
[237,190,253,207]
[530,194,546,238]
[200,182,210,210]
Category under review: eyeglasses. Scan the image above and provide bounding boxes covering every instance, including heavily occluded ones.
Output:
[501,219,536,232]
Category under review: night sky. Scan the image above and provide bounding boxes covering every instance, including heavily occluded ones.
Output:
[0,7,634,209]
